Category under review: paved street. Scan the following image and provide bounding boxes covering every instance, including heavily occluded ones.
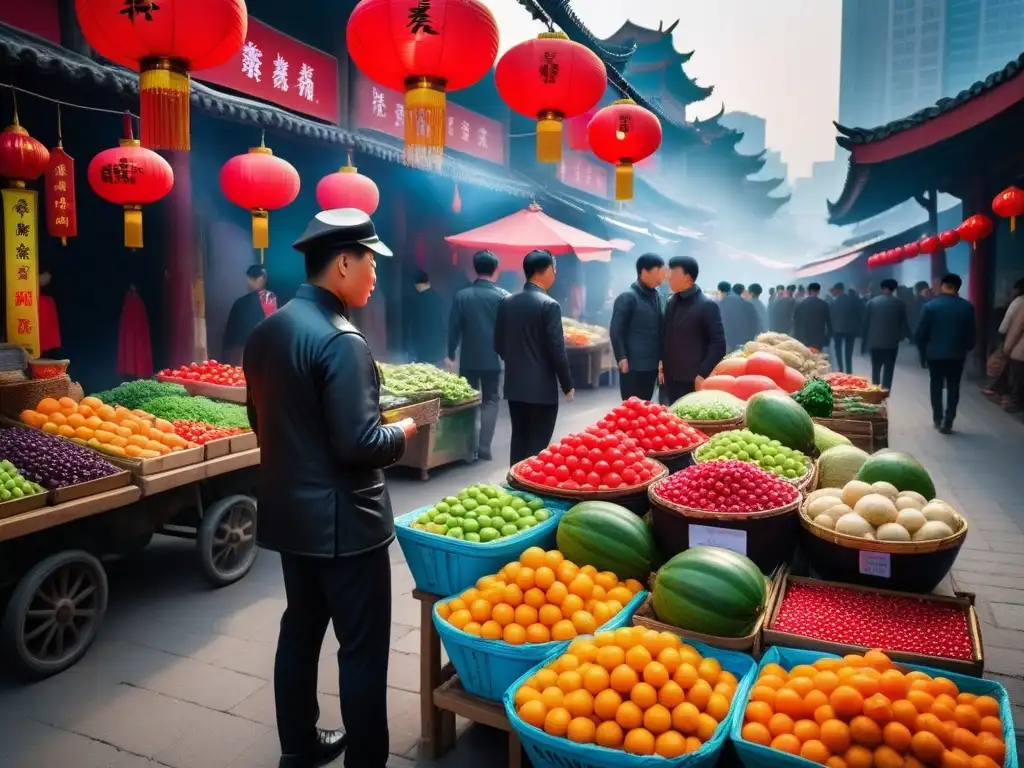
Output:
[0,356,1021,768]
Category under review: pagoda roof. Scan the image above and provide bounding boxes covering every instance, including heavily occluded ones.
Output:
[828,52,1024,225]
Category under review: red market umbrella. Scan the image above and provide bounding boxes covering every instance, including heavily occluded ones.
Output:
[445,202,616,265]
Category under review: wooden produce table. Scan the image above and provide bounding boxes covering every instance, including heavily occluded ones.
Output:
[0,485,142,542]
[394,400,479,481]
[566,340,615,389]
[133,448,261,497]
[413,589,523,768]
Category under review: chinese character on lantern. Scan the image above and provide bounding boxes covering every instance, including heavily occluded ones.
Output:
[407,0,439,35]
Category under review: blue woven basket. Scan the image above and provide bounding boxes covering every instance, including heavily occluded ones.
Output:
[731,646,1020,768]
[503,637,757,768]
[433,590,647,702]
[395,487,570,596]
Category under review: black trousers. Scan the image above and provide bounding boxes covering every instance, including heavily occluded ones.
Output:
[928,359,965,426]
[663,381,695,406]
[619,370,659,402]
[461,369,501,457]
[508,401,559,466]
[275,546,392,766]
[832,334,855,373]
[870,348,898,391]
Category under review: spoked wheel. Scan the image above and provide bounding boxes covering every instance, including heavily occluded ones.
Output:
[198,494,258,587]
[0,550,108,679]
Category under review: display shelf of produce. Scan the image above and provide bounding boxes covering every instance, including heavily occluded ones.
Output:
[229,432,258,453]
[201,437,232,460]
[0,485,143,543]
[394,399,479,480]
[566,341,614,390]
[133,448,260,498]
[48,468,132,505]
[0,491,47,521]
[763,575,984,677]
[92,444,205,477]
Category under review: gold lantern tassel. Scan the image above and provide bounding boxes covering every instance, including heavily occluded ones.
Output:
[252,209,270,249]
[124,205,144,249]
[614,162,635,201]
[405,77,446,169]
[536,111,564,163]
[1011,216,1017,233]
[140,58,191,151]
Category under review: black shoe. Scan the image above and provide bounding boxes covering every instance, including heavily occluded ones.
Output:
[933,421,941,430]
[478,450,493,461]
[279,729,347,768]
[940,425,953,435]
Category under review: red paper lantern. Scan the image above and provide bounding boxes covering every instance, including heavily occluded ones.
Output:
[903,241,920,258]
[0,116,49,186]
[316,158,380,216]
[220,141,301,250]
[992,186,1024,232]
[867,255,876,269]
[919,235,940,255]
[957,214,993,248]
[939,229,960,248]
[74,0,247,151]
[88,138,174,248]
[346,0,499,168]
[495,32,606,163]
[587,99,662,201]
[565,109,596,153]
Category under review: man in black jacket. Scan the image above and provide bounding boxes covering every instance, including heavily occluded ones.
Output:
[793,282,832,351]
[244,209,416,768]
[719,282,760,351]
[406,270,446,365]
[862,279,908,391]
[224,265,278,365]
[446,250,508,460]
[496,250,574,465]
[769,284,796,333]
[659,256,726,404]
[830,282,863,373]
[610,253,665,401]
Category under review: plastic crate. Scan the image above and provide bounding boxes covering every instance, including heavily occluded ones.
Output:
[504,637,757,768]
[731,646,1019,768]
[433,591,648,702]
[394,487,571,596]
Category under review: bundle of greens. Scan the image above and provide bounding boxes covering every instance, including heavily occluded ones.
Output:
[793,378,834,418]
[91,380,189,411]
[139,396,250,429]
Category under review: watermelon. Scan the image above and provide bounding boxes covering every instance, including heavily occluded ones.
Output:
[855,451,936,500]
[744,352,787,384]
[745,389,815,452]
[652,547,767,637]
[818,444,870,488]
[556,501,656,581]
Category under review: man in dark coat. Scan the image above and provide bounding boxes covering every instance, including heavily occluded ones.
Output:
[718,282,760,350]
[610,253,665,401]
[916,273,976,433]
[830,281,863,373]
[862,278,908,391]
[243,209,417,768]
[747,283,768,334]
[224,265,278,366]
[792,282,832,351]
[406,270,446,365]
[446,250,508,461]
[768,284,796,333]
[495,250,574,465]
[659,256,726,404]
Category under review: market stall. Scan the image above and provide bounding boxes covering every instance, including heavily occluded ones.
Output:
[563,318,615,390]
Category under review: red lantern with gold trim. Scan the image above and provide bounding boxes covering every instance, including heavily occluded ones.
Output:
[0,116,49,186]
[88,137,173,249]
[316,154,379,215]
[587,99,662,201]
[992,186,1024,232]
[74,0,247,151]
[957,214,993,249]
[220,139,301,251]
[919,235,940,255]
[346,0,499,168]
[495,32,606,163]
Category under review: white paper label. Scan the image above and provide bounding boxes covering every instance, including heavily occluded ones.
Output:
[688,524,748,556]
[858,550,892,578]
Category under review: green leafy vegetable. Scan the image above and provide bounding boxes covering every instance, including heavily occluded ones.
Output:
[140,396,250,429]
[378,363,478,406]
[793,378,834,418]
[91,380,190,410]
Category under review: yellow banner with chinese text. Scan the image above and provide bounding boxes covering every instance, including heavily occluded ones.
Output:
[2,188,41,359]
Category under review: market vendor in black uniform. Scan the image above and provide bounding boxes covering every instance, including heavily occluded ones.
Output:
[243,208,416,768]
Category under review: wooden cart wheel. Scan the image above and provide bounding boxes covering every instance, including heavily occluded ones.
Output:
[198,494,258,588]
[0,550,108,679]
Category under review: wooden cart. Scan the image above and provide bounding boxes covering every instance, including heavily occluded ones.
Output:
[394,399,480,481]
[566,340,615,389]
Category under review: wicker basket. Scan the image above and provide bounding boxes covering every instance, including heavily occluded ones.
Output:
[648,441,704,474]
[694,450,817,492]
[684,414,744,436]
[0,375,73,417]
[507,460,669,502]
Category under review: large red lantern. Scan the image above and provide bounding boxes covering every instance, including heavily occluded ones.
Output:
[88,137,174,248]
[957,214,993,249]
[587,99,662,201]
[316,154,379,215]
[919,235,940,255]
[346,0,499,168]
[992,186,1024,232]
[495,32,606,163]
[903,241,920,259]
[0,116,49,186]
[939,229,960,248]
[220,139,301,251]
[74,0,247,151]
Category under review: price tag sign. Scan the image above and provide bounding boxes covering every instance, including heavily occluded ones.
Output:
[858,550,892,578]
[688,524,747,556]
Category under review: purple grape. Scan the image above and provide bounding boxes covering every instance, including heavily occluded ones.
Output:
[0,427,119,488]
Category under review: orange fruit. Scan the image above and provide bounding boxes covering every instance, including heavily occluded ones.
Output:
[844,745,874,768]
[514,686,542,708]
[491,603,514,626]
[593,688,622,719]
[850,715,882,748]
[974,732,1006,764]
[814,671,841,696]
[625,645,653,672]
[597,645,625,671]
[697,657,722,685]
[978,715,1002,736]
[746,700,773,726]
[607,585,632,605]
[658,680,685,709]
[593,719,623,748]
[686,679,713,711]
[563,689,593,718]
[560,594,585,620]
[536,604,560,628]
[874,745,904,768]
[911,730,946,761]
[515,567,536,591]
[654,646,681,675]
[882,720,912,751]
[952,703,981,732]
[519,547,546,569]
[805,689,830,716]
[951,727,978,756]
[448,609,471,629]
[514,604,538,627]
[582,666,609,695]
[927,677,959,700]
[565,716,595,744]
[568,573,593,600]
[571,611,597,636]
[831,686,865,719]
[863,650,892,672]
[674,663,700,691]
[552,654,579,674]
[696,712,719,741]
[462,622,481,636]
[761,662,789,679]
[800,740,832,765]
[469,599,492,623]
[545,581,568,606]
[643,703,672,735]
[672,701,700,734]
[879,670,908,701]
[615,700,644,730]
[590,602,612,627]
[820,719,852,754]
[775,688,806,719]
[792,664,820,679]
[759,674,787,691]
[523,587,546,610]
[864,693,893,724]
[972,695,999,719]
[742,722,772,746]
[503,624,526,645]
[42,422,59,435]
[794,718,821,742]
[557,670,582,694]
[908,689,936,714]
[706,692,731,722]
[610,664,639,694]
[518,699,547,728]
[941,749,974,768]
[36,398,61,415]
[827,758,849,768]
[933,700,956,722]
[849,675,880,698]
[532,566,555,591]
[684,736,703,754]
[768,713,795,738]
[815,705,837,725]
[892,698,919,728]
[543,706,571,737]
[630,682,658,710]
[788,676,816,698]
[971,756,1001,768]
[655,730,687,757]
[540,686,564,709]
[623,727,656,755]
[503,584,524,607]
[480,621,502,640]
[750,684,777,709]
[551,619,576,641]
[642,661,669,688]
[436,602,451,620]
[771,734,803,755]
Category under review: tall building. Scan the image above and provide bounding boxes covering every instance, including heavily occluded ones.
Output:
[719,112,767,155]
[944,0,1024,95]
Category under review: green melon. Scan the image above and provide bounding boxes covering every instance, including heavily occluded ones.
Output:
[818,444,870,488]
[652,546,767,637]
[745,390,816,452]
[813,423,852,452]
[855,450,936,500]
[556,501,655,581]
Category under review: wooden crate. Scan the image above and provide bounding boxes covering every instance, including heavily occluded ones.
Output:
[0,491,47,521]
[104,445,205,476]
[203,437,232,460]
[394,401,478,480]
[47,469,132,505]
[813,417,876,452]
[229,431,258,453]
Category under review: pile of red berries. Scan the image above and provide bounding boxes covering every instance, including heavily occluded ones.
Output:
[595,397,708,455]
[159,360,245,387]
[651,459,799,512]
[513,427,663,491]
[171,420,249,446]
[772,582,975,660]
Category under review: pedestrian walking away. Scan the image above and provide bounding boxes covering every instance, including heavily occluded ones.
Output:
[768,284,796,334]
[916,273,976,433]
[495,249,575,465]
[610,253,666,402]
[446,250,508,461]
[792,282,832,352]
[659,256,726,404]
[862,279,908,392]
[983,277,1024,403]
[747,283,768,335]
[1002,284,1024,414]
[243,208,417,768]
[719,282,760,351]
[830,282,863,373]
[405,270,446,365]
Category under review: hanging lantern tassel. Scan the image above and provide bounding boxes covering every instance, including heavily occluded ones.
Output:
[405,77,446,168]
[251,208,270,249]
[1011,215,1017,233]
[537,110,564,163]
[614,162,635,201]
[140,59,192,151]
[124,204,144,249]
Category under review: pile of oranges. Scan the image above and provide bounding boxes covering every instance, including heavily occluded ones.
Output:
[20,396,192,459]
[513,627,739,757]
[740,650,1007,768]
[436,547,644,644]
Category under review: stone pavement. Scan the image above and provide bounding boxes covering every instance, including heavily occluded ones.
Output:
[0,359,1020,768]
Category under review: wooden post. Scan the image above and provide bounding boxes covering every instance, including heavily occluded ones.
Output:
[915,190,947,283]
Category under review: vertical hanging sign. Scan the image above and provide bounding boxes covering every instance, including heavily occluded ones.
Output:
[46,146,77,244]
[2,188,41,359]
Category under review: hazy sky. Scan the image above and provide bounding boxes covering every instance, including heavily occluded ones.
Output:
[481,0,843,180]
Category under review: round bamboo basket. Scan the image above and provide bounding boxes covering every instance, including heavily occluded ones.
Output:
[679,414,744,436]
[507,460,668,517]
[694,450,816,492]
[648,439,705,474]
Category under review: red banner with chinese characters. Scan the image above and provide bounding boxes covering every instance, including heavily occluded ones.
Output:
[2,189,41,359]
[559,150,610,198]
[352,75,506,166]
[46,147,77,243]
[195,18,340,124]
